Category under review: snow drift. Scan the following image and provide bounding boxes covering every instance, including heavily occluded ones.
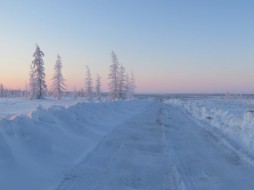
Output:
[0,99,151,190]
[165,97,254,157]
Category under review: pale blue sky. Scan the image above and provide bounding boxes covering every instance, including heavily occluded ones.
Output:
[0,0,253,93]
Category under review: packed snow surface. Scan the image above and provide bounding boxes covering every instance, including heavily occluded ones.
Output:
[0,98,151,190]
[0,97,84,119]
[1,97,254,190]
[53,100,254,190]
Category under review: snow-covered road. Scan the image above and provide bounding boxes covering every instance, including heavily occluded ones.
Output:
[53,102,254,190]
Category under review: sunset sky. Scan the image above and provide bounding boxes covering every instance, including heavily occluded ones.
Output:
[0,0,253,93]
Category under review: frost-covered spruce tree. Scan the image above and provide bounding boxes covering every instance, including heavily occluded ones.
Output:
[124,73,131,99]
[30,45,47,99]
[95,74,101,101]
[79,88,85,97]
[51,54,66,100]
[108,51,120,100]
[29,64,36,98]
[72,88,78,100]
[0,84,5,97]
[129,70,136,99]
[85,65,93,101]
[118,64,126,99]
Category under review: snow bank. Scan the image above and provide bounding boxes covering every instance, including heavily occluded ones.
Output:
[0,97,85,119]
[0,99,151,190]
[165,97,254,156]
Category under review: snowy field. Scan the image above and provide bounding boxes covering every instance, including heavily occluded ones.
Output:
[0,98,151,190]
[2,96,254,190]
[165,95,254,158]
[0,97,86,119]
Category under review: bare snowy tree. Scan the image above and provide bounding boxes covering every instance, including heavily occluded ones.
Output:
[129,70,136,99]
[29,44,47,99]
[108,51,120,100]
[25,81,29,99]
[85,65,93,101]
[79,88,85,97]
[0,84,5,97]
[124,73,131,99]
[29,64,36,99]
[118,64,126,99]
[51,54,66,100]
[72,87,78,100]
[95,74,101,101]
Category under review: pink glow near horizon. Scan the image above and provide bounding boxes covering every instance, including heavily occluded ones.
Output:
[0,1,254,94]
[0,69,253,94]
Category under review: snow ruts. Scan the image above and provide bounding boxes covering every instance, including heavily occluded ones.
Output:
[54,102,254,190]
[54,102,177,190]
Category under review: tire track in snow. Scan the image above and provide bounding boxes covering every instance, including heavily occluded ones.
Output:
[54,102,254,190]
[159,106,187,190]
[54,102,180,190]
[162,105,215,190]
[163,104,254,190]
[55,137,124,190]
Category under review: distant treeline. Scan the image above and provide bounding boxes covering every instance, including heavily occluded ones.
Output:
[1,46,136,101]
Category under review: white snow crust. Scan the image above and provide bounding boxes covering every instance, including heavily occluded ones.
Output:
[165,96,254,157]
[0,98,150,190]
[2,96,254,190]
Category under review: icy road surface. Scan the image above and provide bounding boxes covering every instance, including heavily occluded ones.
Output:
[54,102,254,190]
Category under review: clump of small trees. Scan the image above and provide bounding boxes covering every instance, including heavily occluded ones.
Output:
[83,51,135,102]
[108,51,135,101]
[29,45,67,100]
[0,84,26,97]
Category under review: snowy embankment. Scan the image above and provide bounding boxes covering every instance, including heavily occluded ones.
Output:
[165,97,254,156]
[0,98,151,190]
[0,97,85,119]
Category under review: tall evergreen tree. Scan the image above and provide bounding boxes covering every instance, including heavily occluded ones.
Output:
[0,84,4,97]
[29,64,36,98]
[85,65,93,101]
[95,74,101,101]
[125,73,131,99]
[108,51,120,100]
[51,54,66,100]
[118,64,126,99]
[29,44,47,99]
[129,70,136,99]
